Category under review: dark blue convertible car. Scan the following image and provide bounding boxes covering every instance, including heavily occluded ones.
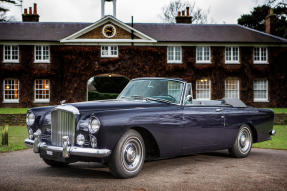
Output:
[24,77,275,178]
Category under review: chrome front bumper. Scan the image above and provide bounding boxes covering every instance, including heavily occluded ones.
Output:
[24,135,111,159]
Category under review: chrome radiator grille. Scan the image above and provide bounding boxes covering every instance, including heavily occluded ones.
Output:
[51,109,76,146]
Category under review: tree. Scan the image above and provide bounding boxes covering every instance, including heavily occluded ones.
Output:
[161,0,208,24]
[238,3,287,38]
[0,0,21,22]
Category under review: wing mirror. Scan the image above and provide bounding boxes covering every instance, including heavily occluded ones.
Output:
[186,95,193,102]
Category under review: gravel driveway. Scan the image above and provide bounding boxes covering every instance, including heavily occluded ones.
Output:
[0,148,286,191]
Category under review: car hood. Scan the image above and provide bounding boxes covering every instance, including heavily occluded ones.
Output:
[69,99,168,113]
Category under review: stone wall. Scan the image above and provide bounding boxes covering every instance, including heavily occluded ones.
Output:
[0,114,26,126]
[274,114,287,125]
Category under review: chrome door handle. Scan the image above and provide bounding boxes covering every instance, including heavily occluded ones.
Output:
[216,109,222,112]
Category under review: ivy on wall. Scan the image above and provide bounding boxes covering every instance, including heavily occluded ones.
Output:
[0,45,286,107]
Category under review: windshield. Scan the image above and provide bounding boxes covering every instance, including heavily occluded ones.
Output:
[118,79,185,104]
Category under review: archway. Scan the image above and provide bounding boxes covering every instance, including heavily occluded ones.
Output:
[87,73,130,101]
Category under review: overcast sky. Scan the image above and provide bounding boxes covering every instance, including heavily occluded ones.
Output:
[5,0,265,24]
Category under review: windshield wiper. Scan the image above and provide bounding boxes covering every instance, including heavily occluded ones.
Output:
[146,97,172,104]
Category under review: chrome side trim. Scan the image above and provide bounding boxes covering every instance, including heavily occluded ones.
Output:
[53,105,80,115]
[24,138,111,158]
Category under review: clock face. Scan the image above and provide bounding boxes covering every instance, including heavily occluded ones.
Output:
[102,24,116,38]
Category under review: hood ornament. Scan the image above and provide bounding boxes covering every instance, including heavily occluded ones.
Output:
[60,100,66,105]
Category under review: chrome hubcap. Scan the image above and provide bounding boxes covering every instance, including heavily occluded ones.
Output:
[238,127,252,154]
[125,145,136,163]
[121,137,143,172]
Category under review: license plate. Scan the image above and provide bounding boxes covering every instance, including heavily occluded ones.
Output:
[46,150,53,156]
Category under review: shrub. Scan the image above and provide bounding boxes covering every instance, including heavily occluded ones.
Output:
[88,91,119,101]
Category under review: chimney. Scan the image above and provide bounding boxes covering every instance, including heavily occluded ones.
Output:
[176,7,192,24]
[22,3,40,22]
[33,3,37,14]
[265,8,275,34]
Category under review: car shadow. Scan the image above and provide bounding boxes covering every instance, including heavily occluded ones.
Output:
[36,162,114,179]
[35,150,251,179]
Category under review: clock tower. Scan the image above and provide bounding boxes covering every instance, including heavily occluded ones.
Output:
[101,0,117,18]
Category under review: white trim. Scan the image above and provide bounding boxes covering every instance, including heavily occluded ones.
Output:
[101,45,118,57]
[196,46,211,64]
[61,39,155,43]
[3,45,19,63]
[34,79,50,103]
[225,46,240,64]
[60,15,157,43]
[167,46,182,64]
[3,79,20,103]
[34,45,50,63]
[1,41,286,47]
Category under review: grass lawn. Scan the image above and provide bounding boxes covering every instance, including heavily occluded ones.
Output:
[0,108,29,114]
[0,126,28,152]
[253,125,287,150]
[267,108,287,114]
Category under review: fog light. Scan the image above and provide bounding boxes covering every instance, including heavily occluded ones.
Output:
[90,136,97,148]
[76,134,85,146]
[28,128,34,139]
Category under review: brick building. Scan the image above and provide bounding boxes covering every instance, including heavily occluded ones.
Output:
[0,3,287,108]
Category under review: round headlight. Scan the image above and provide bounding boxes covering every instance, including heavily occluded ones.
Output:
[26,112,35,126]
[88,117,101,134]
[76,134,85,146]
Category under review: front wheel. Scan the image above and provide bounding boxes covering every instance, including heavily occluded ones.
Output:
[109,129,145,178]
[229,125,253,158]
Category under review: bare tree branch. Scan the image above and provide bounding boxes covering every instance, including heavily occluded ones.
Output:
[161,0,208,24]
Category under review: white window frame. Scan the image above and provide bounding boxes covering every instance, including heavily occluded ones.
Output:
[253,47,268,64]
[167,46,182,64]
[34,45,50,63]
[3,45,19,63]
[34,79,50,103]
[225,47,240,64]
[3,79,20,103]
[196,79,211,100]
[253,80,269,102]
[196,46,211,64]
[101,45,118,58]
[225,79,240,99]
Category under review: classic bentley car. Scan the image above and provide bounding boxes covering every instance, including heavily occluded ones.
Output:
[24,77,275,178]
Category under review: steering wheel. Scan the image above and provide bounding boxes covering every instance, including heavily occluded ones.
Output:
[164,95,176,103]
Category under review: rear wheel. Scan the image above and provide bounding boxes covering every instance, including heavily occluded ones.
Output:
[229,125,253,158]
[109,129,145,178]
[42,158,69,167]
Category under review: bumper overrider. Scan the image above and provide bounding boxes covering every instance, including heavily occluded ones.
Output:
[24,131,111,159]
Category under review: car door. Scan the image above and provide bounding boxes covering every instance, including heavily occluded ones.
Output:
[182,105,226,154]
